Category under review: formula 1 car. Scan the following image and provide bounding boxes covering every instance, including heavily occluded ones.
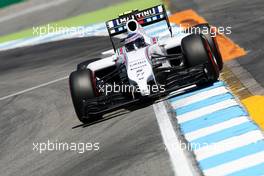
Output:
[69,5,223,123]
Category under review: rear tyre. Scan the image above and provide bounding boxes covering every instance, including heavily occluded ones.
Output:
[187,23,223,71]
[181,34,219,84]
[69,70,99,123]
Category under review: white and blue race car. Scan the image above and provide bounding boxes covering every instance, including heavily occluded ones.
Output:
[69,5,223,123]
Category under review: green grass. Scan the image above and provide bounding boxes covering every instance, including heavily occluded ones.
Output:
[0,0,161,43]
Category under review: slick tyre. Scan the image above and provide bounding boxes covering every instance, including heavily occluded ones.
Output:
[181,34,219,84]
[69,69,98,123]
[187,23,223,71]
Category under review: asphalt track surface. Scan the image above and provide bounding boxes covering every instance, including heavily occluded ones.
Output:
[0,0,125,36]
[170,0,264,89]
[1,1,264,176]
[0,37,173,176]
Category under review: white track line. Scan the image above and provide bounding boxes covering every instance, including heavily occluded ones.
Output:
[153,102,194,176]
[0,76,68,101]
[177,99,238,124]
[0,0,71,23]
[185,116,250,141]
[194,130,264,161]
[171,86,228,109]
[203,150,264,176]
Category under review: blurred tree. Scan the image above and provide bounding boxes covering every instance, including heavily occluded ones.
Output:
[0,0,25,8]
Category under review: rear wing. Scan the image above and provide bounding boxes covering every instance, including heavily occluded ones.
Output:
[105,4,172,51]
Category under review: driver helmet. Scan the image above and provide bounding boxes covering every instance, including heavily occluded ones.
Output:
[124,33,147,52]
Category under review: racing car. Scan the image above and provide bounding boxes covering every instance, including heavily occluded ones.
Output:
[69,5,223,123]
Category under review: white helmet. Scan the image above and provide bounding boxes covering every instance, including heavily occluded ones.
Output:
[124,33,147,52]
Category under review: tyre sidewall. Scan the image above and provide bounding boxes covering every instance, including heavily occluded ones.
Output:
[69,70,95,123]
[181,34,219,83]
[189,23,223,71]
